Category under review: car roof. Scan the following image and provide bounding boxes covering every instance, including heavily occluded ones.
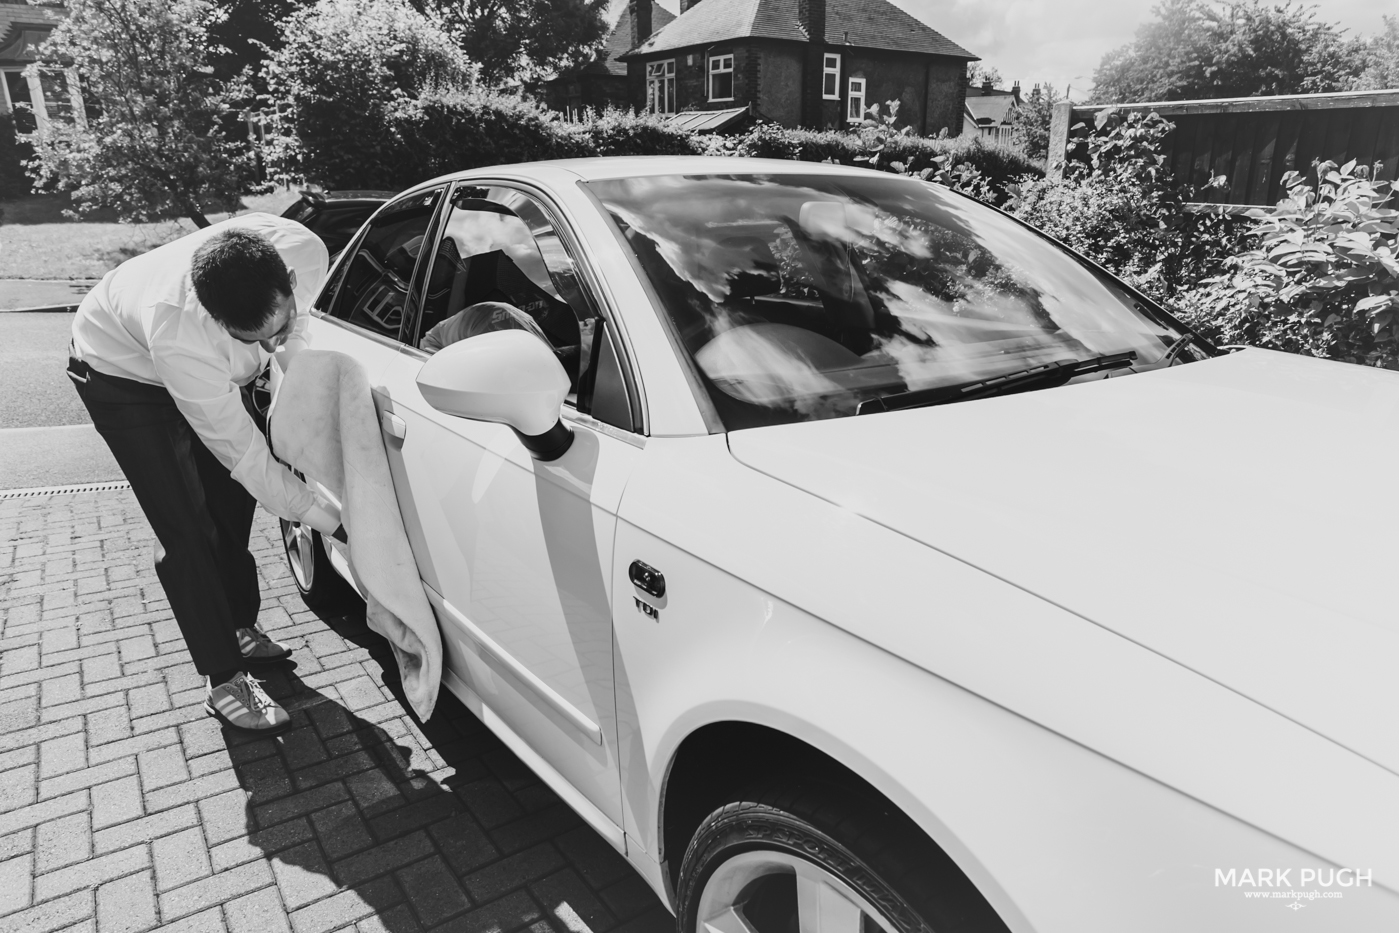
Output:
[401,156,892,194]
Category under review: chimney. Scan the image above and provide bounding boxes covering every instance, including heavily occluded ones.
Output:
[798,0,826,43]
[680,0,704,10]
[981,76,993,93]
[629,0,652,47]
[1012,80,1021,103]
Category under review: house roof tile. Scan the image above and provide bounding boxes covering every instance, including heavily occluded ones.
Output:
[622,0,975,60]
[586,1,676,76]
[965,94,1016,125]
[0,4,62,64]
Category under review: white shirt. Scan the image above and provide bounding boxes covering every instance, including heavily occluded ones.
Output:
[72,213,340,534]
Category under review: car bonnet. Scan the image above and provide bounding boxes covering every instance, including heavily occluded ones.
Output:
[726,348,1399,777]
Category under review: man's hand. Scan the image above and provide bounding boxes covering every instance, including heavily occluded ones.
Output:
[331,524,348,544]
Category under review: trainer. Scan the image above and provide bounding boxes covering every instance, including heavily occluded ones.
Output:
[68,212,341,737]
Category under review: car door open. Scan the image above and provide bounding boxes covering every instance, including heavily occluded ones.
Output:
[377,182,643,841]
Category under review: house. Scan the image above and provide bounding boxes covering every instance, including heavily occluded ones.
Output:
[0,2,80,136]
[617,0,977,134]
[962,78,1021,143]
[541,1,676,118]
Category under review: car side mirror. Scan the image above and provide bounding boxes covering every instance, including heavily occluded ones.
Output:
[415,330,574,461]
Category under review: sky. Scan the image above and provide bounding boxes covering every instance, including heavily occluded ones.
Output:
[619,0,1393,101]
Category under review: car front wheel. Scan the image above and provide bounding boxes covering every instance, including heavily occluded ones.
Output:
[677,784,1008,933]
[280,517,359,613]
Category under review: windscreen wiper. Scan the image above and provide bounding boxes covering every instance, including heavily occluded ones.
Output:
[857,351,1138,415]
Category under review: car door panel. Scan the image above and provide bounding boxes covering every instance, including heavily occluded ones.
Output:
[381,349,638,824]
[367,183,644,827]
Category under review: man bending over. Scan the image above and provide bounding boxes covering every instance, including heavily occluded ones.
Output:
[68,213,345,737]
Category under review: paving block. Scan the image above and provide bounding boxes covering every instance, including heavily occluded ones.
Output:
[136,746,189,793]
[33,844,150,903]
[0,852,33,916]
[86,707,133,746]
[530,868,615,933]
[431,889,543,933]
[157,860,274,923]
[195,790,253,847]
[95,869,158,933]
[270,840,339,911]
[0,791,89,838]
[309,802,373,862]
[91,777,143,830]
[34,811,92,874]
[0,889,92,933]
[39,733,87,779]
[40,757,137,801]
[152,826,212,893]
[288,876,399,933]
[92,805,198,856]
[396,855,470,928]
[224,885,293,933]
[0,764,37,814]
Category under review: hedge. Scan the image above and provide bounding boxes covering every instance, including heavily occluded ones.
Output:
[721,122,1044,193]
[298,85,1039,194]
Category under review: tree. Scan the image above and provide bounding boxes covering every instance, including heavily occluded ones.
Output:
[1351,15,1399,91]
[1009,83,1062,162]
[24,0,252,227]
[1092,0,1360,103]
[412,0,609,86]
[208,0,312,87]
[966,61,1003,89]
[261,0,475,189]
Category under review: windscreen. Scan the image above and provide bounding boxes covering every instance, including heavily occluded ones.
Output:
[586,172,1189,429]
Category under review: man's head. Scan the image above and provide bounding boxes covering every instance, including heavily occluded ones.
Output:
[191,229,299,352]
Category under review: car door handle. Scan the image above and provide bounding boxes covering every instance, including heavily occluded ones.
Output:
[381,411,407,439]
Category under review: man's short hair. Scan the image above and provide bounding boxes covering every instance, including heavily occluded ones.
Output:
[190,229,293,332]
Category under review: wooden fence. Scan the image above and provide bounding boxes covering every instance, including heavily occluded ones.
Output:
[1048,89,1399,207]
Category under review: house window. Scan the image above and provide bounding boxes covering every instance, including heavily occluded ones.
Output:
[709,54,734,102]
[846,76,866,122]
[1,67,83,134]
[822,54,841,100]
[646,59,676,114]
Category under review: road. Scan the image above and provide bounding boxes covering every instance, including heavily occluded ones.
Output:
[0,310,123,489]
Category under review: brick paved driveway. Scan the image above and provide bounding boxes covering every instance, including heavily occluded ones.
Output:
[0,488,673,933]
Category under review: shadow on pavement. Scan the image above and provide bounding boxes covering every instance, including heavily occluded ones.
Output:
[220,609,672,933]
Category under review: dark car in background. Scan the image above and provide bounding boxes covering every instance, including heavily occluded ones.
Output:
[280,189,395,259]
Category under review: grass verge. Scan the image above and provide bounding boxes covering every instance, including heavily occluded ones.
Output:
[0,190,304,280]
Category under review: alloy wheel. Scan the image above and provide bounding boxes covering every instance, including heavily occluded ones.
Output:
[282,519,316,592]
[697,850,899,933]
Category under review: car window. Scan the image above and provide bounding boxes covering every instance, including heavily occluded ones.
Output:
[412,185,632,430]
[325,189,442,341]
[305,204,381,259]
[587,173,1190,430]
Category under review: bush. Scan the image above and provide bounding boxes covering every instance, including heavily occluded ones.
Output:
[261,0,475,188]
[1175,160,1399,368]
[712,119,1041,198]
[1006,108,1247,303]
[394,86,588,185]
[0,113,33,200]
[564,107,699,157]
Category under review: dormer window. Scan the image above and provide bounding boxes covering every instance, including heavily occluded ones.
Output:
[709,54,734,102]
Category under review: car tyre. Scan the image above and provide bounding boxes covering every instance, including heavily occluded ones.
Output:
[280,517,359,613]
[676,782,1009,933]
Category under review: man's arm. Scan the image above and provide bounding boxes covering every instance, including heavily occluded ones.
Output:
[148,311,341,535]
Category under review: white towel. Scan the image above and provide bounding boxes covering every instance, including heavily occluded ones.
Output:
[270,350,443,720]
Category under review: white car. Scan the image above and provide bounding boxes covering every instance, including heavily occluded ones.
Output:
[279,157,1399,933]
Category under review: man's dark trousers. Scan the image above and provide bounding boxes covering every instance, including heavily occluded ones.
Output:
[68,357,257,677]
